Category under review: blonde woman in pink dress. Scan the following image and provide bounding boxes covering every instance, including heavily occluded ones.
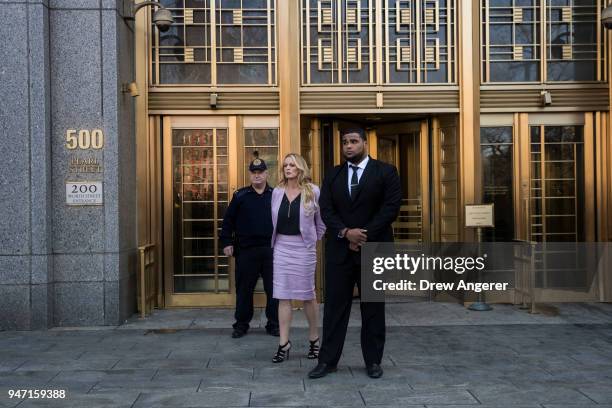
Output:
[270,154,326,363]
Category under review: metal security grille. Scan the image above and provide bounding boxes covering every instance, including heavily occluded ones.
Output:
[151,0,277,85]
[481,0,604,83]
[301,0,456,85]
[172,128,230,293]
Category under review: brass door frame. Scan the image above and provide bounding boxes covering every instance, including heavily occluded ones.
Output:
[162,115,280,307]
[163,116,237,307]
[522,113,599,302]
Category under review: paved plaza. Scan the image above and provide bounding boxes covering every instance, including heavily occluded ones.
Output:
[1,302,612,407]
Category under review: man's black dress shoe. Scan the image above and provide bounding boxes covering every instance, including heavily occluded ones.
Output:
[308,362,337,379]
[366,363,383,378]
[231,328,246,338]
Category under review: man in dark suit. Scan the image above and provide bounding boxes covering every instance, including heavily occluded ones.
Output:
[308,128,401,379]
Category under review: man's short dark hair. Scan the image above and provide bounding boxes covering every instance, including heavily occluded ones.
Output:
[341,128,367,141]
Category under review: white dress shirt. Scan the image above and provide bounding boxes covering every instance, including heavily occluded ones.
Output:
[347,155,370,194]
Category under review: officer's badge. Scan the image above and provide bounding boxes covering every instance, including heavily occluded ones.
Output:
[253,159,262,165]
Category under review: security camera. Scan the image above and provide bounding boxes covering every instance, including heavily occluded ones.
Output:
[602,5,612,30]
[153,8,174,32]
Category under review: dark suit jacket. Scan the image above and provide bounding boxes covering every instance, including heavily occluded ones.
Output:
[319,157,402,265]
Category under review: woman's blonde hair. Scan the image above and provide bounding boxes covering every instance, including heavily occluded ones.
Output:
[278,153,317,214]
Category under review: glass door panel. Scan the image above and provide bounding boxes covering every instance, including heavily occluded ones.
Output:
[172,128,230,293]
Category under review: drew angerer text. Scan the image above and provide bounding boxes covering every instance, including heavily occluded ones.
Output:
[372,279,509,292]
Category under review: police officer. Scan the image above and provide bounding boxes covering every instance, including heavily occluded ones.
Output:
[220,157,280,338]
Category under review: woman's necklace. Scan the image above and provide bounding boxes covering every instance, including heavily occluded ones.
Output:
[286,187,299,218]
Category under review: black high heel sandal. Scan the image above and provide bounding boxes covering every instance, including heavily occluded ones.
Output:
[272,341,291,363]
[307,338,320,359]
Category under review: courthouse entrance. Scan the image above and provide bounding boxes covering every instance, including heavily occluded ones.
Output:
[159,114,460,307]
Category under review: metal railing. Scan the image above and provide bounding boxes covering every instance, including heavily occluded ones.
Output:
[138,244,158,318]
[513,239,538,314]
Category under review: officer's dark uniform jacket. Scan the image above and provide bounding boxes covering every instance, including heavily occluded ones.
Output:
[220,185,273,249]
[220,183,278,333]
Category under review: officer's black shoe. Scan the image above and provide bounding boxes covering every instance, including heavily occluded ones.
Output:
[366,363,383,379]
[231,328,247,338]
[308,362,337,379]
[266,326,280,337]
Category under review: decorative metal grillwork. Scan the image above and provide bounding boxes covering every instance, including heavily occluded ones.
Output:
[530,125,584,242]
[151,0,277,85]
[481,0,604,83]
[301,0,456,85]
[383,0,455,83]
[302,0,374,84]
[172,128,230,293]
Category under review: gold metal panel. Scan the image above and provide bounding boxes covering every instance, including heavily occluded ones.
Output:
[562,7,572,23]
[400,7,411,26]
[562,44,572,60]
[346,8,357,24]
[425,45,436,63]
[347,47,358,63]
[234,47,244,63]
[321,6,333,26]
[513,45,524,61]
[513,7,523,23]
[299,89,460,112]
[323,46,334,63]
[233,9,243,25]
[441,199,457,217]
[184,9,194,25]
[440,162,456,181]
[441,181,457,198]
[184,47,194,63]
[425,6,436,26]
[480,86,610,112]
[441,217,458,233]
[148,91,281,112]
[400,46,411,63]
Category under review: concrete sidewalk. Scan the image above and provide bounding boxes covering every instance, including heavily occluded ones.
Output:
[1,302,612,407]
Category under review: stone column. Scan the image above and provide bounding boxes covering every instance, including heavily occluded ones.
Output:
[0,0,137,329]
[0,0,53,330]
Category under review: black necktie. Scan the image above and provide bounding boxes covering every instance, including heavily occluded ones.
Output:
[350,165,359,199]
